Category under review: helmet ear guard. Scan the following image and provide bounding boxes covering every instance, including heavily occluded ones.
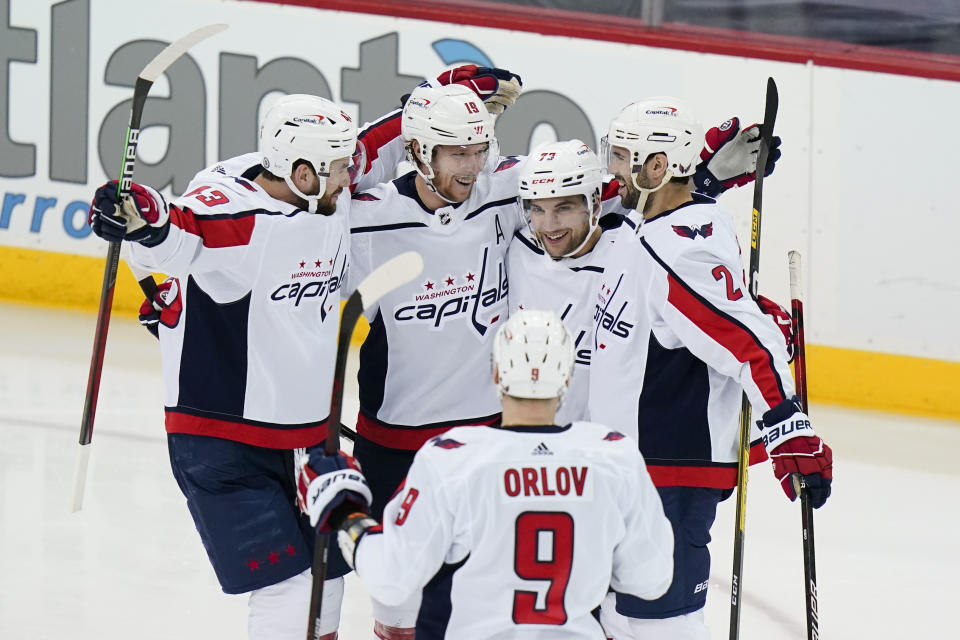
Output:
[493,310,575,402]
[259,94,360,212]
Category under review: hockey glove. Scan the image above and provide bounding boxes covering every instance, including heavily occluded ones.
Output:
[435,64,523,114]
[139,277,183,338]
[757,294,795,362]
[693,117,782,197]
[760,396,833,508]
[88,180,170,246]
[296,451,372,532]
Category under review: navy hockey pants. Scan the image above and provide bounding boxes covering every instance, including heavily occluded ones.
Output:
[615,486,724,618]
[167,433,350,594]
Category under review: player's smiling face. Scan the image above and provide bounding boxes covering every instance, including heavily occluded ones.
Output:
[528,195,593,258]
[429,143,489,203]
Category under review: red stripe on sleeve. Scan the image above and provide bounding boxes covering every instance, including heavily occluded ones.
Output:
[666,273,786,408]
[169,205,255,248]
[358,113,401,176]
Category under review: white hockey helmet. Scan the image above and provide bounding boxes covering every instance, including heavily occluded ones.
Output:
[493,309,574,401]
[601,96,704,186]
[259,94,364,212]
[402,84,498,186]
[518,139,603,257]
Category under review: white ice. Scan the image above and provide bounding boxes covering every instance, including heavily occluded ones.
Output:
[0,303,955,639]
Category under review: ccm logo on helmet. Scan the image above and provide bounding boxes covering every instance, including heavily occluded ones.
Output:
[531,178,555,184]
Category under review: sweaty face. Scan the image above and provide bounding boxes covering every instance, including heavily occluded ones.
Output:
[429,143,490,203]
[527,196,594,258]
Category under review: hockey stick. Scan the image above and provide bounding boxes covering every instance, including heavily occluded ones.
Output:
[72,23,228,513]
[788,250,820,640]
[729,76,778,640]
[306,251,424,640]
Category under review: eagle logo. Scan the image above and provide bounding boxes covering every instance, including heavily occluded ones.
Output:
[672,223,713,239]
[431,437,465,449]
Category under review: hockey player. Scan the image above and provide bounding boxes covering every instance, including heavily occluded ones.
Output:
[590,97,833,639]
[509,131,785,425]
[508,139,637,424]
[87,94,402,640]
[297,309,676,639]
[346,77,525,636]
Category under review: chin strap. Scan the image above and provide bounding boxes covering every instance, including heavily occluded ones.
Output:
[284,174,327,213]
[409,152,461,206]
[630,170,674,216]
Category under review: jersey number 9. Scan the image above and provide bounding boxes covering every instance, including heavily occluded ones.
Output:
[512,511,574,625]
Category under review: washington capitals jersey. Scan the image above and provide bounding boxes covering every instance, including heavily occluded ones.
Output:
[354,422,674,639]
[348,163,525,450]
[126,143,400,449]
[588,194,789,488]
[506,208,640,425]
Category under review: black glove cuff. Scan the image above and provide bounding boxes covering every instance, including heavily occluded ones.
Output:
[762,395,803,426]
[137,220,170,248]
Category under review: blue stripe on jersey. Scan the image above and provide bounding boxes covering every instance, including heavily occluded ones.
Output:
[570,265,604,273]
[351,221,429,234]
[416,554,470,640]
[512,229,543,254]
[639,237,788,400]
[177,275,250,418]
[464,196,519,220]
[637,333,712,461]
[358,310,389,416]
[501,424,571,433]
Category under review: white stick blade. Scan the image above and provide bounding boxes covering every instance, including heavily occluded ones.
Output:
[140,24,228,82]
[788,250,803,300]
[72,444,91,512]
[357,251,424,311]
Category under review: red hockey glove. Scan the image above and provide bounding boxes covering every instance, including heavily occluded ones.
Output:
[693,117,782,197]
[435,64,523,114]
[757,294,795,362]
[760,396,833,508]
[297,451,372,532]
[139,277,183,338]
[88,180,169,246]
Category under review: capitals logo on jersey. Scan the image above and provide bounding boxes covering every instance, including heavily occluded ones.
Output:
[392,245,508,336]
[269,239,347,321]
[672,223,713,239]
[594,274,635,347]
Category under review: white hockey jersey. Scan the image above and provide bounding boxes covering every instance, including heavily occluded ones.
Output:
[588,194,788,488]
[354,422,674,639]
[506,208,640,425]
[126,108,403,449]
[348,158,525,450]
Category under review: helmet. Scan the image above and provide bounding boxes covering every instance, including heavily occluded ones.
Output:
[518,139,603,258]
[401,84,498,189]
[493,310,574,401]
[259,94,363,212]
[519,139,602,204]
[602,96,704,181]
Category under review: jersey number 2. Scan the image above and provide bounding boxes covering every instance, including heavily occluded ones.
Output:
[512,511,573,625]
[712,265,743,301]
